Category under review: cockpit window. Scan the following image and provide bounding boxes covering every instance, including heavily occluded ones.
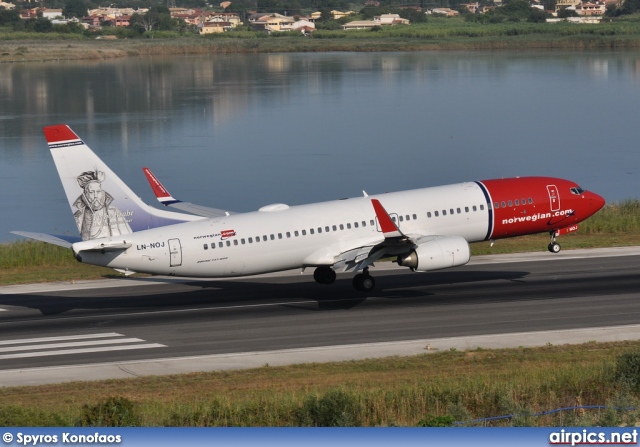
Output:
[570,187,585,195]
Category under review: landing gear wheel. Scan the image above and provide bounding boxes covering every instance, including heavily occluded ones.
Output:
[313,267,336,285]
[352,273,375,292]
[548,242,561,253]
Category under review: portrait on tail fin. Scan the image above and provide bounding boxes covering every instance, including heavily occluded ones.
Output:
[73,169,132,240]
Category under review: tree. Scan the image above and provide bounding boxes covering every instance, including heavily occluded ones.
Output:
[258,0,284,13]
[0,7,21,26]
[129,6,176,33]
[527,8,548,22]
[63,0,88,19]
[33,17,53,32]
[557,6,578,17]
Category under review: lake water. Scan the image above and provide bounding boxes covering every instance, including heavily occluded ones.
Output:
[1,51,639,242]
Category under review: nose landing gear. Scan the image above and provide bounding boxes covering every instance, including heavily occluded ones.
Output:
[548,231,561,253]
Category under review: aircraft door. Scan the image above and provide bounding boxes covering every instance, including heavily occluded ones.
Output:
[168,238,182,267]
[547,185,560,212]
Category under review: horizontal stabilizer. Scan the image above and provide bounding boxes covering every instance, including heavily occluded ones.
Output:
[11,231,81,249]
[73,239,132,253]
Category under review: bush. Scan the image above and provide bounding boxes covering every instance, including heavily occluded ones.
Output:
[615,352,640,391]
[0,406,69,426]
[295,389,360,427]
[416,414,455,426]
[77,396,141,427]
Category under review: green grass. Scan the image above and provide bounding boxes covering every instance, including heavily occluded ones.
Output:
[2,200,639,285]
[2,16,640,63]
[2,341,640,426]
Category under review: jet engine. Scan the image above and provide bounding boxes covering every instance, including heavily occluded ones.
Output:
[397,236,470,272]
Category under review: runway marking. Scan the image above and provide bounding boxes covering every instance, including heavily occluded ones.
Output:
[0,338,149,353]
[0,344,165,360]
[0,332,123,346]
[0,332,166,360]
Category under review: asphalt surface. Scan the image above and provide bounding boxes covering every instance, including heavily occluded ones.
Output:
[1,247,640,386]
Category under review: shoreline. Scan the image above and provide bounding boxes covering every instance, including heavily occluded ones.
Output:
[2,35,640,63]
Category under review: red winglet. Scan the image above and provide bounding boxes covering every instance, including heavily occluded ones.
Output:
[371,199,401,236]
[43,125,80,143]
[143,167,171,198]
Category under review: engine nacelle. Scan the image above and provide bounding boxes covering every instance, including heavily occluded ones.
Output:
[397,236,470,272]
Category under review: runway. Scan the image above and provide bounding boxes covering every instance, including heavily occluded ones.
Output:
[1,246,640,387]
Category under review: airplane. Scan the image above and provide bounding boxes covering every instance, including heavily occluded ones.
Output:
[13,124,606,292]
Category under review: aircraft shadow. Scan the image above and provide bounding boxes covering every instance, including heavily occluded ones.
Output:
[0,269,529,316]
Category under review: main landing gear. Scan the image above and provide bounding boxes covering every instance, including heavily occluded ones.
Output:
[312,266,376,292]
[548,231,561,253]
[352,267,375,292]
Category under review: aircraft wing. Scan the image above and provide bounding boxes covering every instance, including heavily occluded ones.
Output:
[304,199,419,273]
[142,167,235,219]
[11,231,81,249]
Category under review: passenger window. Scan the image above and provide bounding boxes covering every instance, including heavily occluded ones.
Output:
[302,230,307,235]
[494,202,500,209]
[226,241,231,247]
[295,231,299,237]
[219,242,223,248]
[347,223,352,229]
[508,201,513,207]
[473,206,477,211]
[515,200,519,206]
[270,234,275,240]
[241,238,245,244]
[465,207,469,212]
[310,229,315,235]
[340,224,344,230]
[427,212,432,218]
[203,244,208,250]
[457,208,461,214]
[263,235,267,241]
[391,217,396,223]
[480,204,485,210]
[522,198,526,204]
[362,221,367,227]
[501,201,506,208]
[248,237,253,243]
[278,233,282,239]
[399,216,404,222]
[332,225,337,231]
[435,211,439,217]
[286,232,291,238]
[325,226,330,232]
[370,220,375,226]
[528,198,533,204]
[412,214,417,220]
[317,227,322,234]
[442,210,447,216]
[354,222,359,228]
[233,240,238,246]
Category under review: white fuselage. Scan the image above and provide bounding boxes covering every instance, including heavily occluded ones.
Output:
[75,182,490,277]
